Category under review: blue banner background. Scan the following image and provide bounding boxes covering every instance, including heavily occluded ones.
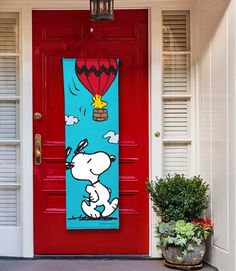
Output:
[62,58,119,229]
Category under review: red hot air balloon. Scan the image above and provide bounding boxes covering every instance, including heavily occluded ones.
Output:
[75,59,118,121]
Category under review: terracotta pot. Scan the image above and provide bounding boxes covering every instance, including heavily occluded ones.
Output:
[161,241,206,266]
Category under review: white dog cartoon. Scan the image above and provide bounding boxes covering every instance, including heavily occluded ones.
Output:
[66,139,118,219]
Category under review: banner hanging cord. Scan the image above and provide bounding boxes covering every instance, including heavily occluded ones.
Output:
[61,28,119,60]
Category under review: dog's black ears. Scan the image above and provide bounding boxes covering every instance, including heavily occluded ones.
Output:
[74,139,88,154]
[66,147,72,158]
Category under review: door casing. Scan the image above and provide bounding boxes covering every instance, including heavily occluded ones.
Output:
[33,9,149,255]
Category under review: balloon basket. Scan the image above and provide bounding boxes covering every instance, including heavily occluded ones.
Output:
[93,109,108,122]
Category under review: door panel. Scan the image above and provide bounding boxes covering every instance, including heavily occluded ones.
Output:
[33,10,149,254]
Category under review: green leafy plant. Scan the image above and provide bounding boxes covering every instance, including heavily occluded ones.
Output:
[156,219,213,260]
[157,220,195,248]
[175,220,195,238]
[147,174,209,222]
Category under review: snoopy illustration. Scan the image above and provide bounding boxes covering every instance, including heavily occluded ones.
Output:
[66,139,118,219]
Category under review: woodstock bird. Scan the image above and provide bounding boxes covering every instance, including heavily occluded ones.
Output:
[91,94,107,109]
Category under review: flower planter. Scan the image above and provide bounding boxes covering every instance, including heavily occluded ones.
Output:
[161,241,206,266]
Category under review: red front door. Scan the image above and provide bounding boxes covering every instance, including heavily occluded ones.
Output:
[33,10,149,255]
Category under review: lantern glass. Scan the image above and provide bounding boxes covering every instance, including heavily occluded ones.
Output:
[90,0,114,21]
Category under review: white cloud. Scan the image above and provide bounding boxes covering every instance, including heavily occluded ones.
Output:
[103,131,119,144]
[65,115,79,126]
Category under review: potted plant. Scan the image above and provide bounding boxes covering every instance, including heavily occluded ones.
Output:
[147,174,213,269]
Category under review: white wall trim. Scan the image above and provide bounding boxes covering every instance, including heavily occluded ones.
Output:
[149,3,163,258]
[0,227,22,256]
[0,0,197,7]
[190,7,198,176]
[21,6,33,258]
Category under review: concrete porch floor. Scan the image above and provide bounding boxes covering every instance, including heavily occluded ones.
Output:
[0,259,217,271]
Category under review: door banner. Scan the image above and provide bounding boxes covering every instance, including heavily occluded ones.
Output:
[62,59,119,230]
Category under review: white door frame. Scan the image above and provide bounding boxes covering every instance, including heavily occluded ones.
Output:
[0,0,196,258]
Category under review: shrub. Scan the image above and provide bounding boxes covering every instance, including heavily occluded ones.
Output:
[147,174,209,222]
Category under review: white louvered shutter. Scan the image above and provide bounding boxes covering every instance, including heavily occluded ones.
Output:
[0,56,18,96]
[0,101,18,139]
[163,54,190,95]
[0,14,18,53]
[0,189,17,225]
[163,143,190,177]
[162,10,192,177]
[163,99,189,138]
[163,11,190,52]
[0,13,20,227]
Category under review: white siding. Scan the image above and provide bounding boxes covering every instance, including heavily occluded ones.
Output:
[197,0,236,270]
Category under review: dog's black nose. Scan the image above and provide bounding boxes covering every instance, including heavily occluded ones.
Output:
[110,155,116,162]
[66,162,74,170]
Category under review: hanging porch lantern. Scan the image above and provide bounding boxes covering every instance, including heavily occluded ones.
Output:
[90,0,114,21]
